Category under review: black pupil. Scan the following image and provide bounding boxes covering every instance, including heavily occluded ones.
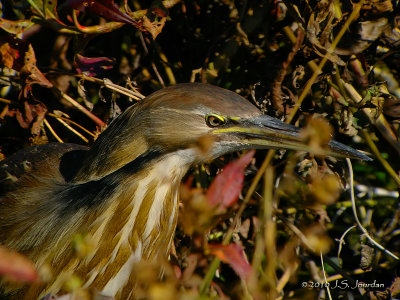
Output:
[210,116,221,126]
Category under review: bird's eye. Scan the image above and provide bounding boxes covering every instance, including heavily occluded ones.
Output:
[205,114,227,127]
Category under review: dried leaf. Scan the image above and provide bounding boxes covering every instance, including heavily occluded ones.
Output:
[0,37,53,95]
[335,18,390,55]
[16,101,48,136]
[207,150,255,208]
[0,41,19,69]
[21,44,53,93]
[390,277,400,297]
[141,14,166,39]
[208,243,252,281]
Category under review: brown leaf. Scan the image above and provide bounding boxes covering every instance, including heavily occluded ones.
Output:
[20,44,53,93]
[0,246,38,283]
[208,243,252,281]
[207,150,255,208]
[141,15,166,39]
[390,277,400,297]
[0,40,19,69]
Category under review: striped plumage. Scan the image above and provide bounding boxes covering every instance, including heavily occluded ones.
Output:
[0,145,192,299]
[0,83,370,299]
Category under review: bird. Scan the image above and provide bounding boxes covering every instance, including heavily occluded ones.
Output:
[0,83,370,299]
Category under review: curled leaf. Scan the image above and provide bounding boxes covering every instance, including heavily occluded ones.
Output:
[16,101,48,136]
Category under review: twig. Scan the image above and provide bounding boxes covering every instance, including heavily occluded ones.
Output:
[139,32,166,87]
[0,98,94,142]
[77,75,145,100]
[71,9,125,33]
[280,215,316,251]
[337,225,357,262]
[158,51,176,85]
[0,97,12,104]
[53,117,88,143]
[103,78,145,101]
[43,118,63,143]
[54,88,106,127]
[346,158,399,260]
[47,112,96,138]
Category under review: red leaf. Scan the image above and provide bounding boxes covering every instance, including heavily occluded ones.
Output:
[207,150,255,208]
[74,54,115,76]
[0,246,38,283]
[63,0,138,26]
[208,243,252,281]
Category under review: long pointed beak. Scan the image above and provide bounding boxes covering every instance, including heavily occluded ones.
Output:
[214,115,371,161]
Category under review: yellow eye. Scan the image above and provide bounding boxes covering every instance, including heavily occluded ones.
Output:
[205,114,227,127]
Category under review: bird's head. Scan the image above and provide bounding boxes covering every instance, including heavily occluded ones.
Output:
[74,83,369,182]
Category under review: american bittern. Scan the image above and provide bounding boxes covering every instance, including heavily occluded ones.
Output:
[0,83,369,299]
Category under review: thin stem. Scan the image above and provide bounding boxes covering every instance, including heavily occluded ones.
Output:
[346,158,399,260]
[47,112,96,138]
[43,118,63,143]
[78,75,145,101]
[53,117,88,143]
[55,89,106,127]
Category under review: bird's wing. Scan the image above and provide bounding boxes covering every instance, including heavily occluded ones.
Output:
[0,143,89,197]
